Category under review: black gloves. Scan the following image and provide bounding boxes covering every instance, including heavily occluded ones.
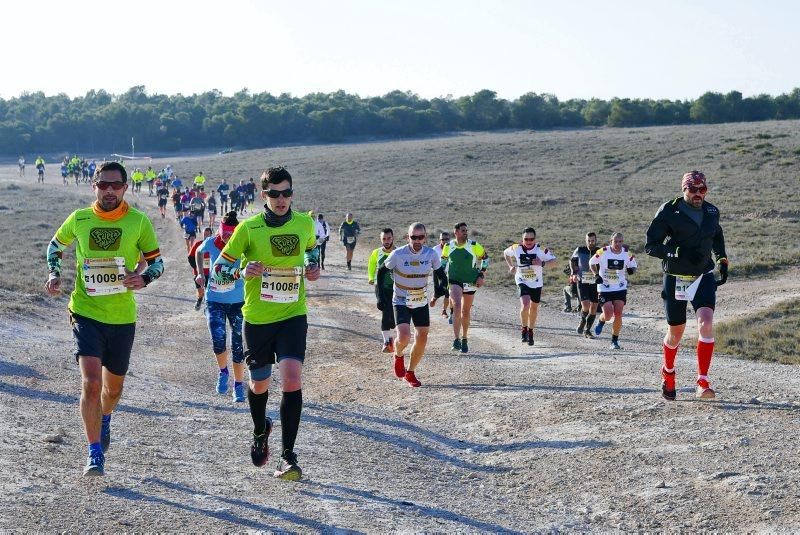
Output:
[717,259,729,287]
[626,267,636,275]
[594,275,603,285]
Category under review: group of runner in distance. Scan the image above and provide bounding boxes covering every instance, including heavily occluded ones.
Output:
[44,161,728,481]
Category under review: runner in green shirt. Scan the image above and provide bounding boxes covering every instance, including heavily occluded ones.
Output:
[212,166,320,481]
[45,161,164,477]
[441,222,489,353]
[367,228,396,353]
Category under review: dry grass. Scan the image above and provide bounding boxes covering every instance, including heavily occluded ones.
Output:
[716,298,800,364]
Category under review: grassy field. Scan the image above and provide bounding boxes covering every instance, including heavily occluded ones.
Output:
[717,298,800,364]
[3,119,799,358]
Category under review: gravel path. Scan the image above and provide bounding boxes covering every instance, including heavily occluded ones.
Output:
[1,187,799,532]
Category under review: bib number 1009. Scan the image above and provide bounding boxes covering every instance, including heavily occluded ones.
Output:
[83,257,127,296]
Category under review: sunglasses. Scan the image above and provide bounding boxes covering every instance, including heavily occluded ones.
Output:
[685,186,707,194]
[522,237,535,242]
[410,235,426,241]
[266,188,293,198]
[95,181,126,190]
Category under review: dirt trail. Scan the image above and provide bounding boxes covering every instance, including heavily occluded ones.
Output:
[1,176,799,532]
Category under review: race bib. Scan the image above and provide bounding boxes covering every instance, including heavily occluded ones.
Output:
[405,287,428,309]
[209,277,235,294]
[260,266,302,303]
[674,274,703,301]
[463,282,477,292]
[83,257,126,296]
[346,236,355,244]
[518,266,539,282]
[202,256,210,270]
[581,271,595,284]
[603,270,619,284]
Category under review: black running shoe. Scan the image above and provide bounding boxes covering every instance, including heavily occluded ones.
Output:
[521,327,528,342]
[194,297,203,311]
[460,338,469,353]
[250,417,273,467]
[274,450,302,481]
[527,335,534,346]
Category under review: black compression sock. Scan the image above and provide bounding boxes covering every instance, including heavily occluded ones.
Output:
[612,334,619,343]
[248,388,269,434]
[586,314,596,330]
[280,389,303,454]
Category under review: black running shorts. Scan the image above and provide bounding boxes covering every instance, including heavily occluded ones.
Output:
[70,311,136,376]
[244,315,307,380]
[517,284,542,302]
[577,282,599,303]
[662,273,716,326]
[448,279,476,295]
[394,304,430,327]
[598,289,627,305]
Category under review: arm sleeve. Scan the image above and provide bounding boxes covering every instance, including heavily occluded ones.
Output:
[645,204,671,259]
[47,213,77,276]
[138,217,164,285]
[367,249,379,281]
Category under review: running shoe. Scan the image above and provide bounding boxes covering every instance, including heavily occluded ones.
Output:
[661,368,676,401]
[394,355,405,378]
[440,308,448,317]
[609,340,621,350]
[695,378,716,400]
[584,331,595,339]
[594,321,605,336]
[195,297,203,311]
[527,335,534,347]
[451,338,461,351]
[216,371,229,394]
[83,452,105,477]
[233,382,246,403]
[404,370,421,388]
[562,306,571,313]
[101,419,111,453]
[274,450,302,481]
[460,338,469,354]
[576,318,586,334]
[382,340,393,354]
[250,417,273,467]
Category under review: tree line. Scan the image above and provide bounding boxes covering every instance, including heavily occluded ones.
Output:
[2,86,800,155]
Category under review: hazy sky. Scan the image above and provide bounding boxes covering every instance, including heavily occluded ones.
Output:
[3,0,798,101]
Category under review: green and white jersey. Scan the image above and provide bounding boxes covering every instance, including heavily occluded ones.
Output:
[52,206,160,324]
[367,247,394,291]
[441,239,488,284]
[218,210,316,324]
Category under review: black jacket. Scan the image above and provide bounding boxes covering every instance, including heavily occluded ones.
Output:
[645,197,726,276]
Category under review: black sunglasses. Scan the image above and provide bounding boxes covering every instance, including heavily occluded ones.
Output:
[410,235,426,241]
[266,188,293,198]
[685,186,707,194]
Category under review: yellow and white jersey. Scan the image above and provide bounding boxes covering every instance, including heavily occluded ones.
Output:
[384,244,442,308]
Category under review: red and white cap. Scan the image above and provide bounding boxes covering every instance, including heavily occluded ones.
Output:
[681,170,707,190]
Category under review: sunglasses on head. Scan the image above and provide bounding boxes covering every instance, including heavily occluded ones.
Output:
[410,235,426,241]
[685,186,707,194]
[95,181,126,190]
[265,188,293,198]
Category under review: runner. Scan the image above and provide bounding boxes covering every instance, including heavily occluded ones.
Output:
[314,214,330,269]
[193,171,207,192]
[207,191,218,229]
[590,232,638,350]
[156,182,170,219]
[35,156,45,183]
[246,177,256,212]
[145,166,157,196]
[44,161,164,476]
[190,192,206,226]
[339,212,360,270]
[429,231,453,321]
[645,170,728,400]
[212,166,320,481]
[131,168,144,194]
[571,232,600,338]
[230,186,241,215]
[171,175,183,191]
[381,223,442,387]
[441,222,489,353]
[218,178,231,213]
[171,188,182,220]
[60,161,68,185]
[503,227,557,346]
[189,227,213,310]
[180,208,198,253]
[196,212,247,401]
[18,155,25,177]
[88,160,97,180]
[236,180,248,214]
[367,228,396,353]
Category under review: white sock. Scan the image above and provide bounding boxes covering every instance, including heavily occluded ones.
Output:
[382,330,391,343]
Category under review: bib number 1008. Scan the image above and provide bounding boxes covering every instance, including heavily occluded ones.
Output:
[260,267,302,303]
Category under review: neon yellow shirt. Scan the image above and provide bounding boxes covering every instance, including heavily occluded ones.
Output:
[219,210,316,324]
[53,206,160,324]
[193,175,206,185]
